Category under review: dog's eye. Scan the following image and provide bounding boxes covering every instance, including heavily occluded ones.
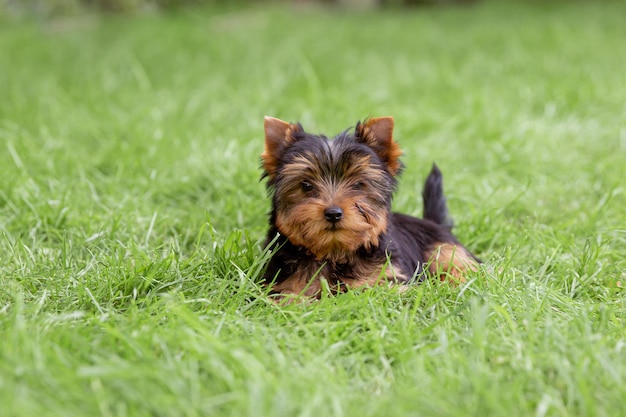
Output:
[300,181,314,192]
[352,182,366,190]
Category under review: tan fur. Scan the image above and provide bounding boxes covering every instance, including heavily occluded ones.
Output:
[425,242,478,284]
[262,116,302,179]
[275,200,387,263]
[355,117,403,176]
[274,161,389,263]
[271,260,407,301]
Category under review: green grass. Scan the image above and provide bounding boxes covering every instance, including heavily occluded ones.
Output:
[1,1,626,416]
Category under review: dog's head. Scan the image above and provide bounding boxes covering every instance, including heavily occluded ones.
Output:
[261,116,403,262]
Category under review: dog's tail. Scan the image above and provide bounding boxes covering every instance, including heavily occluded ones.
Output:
[422,163,454,231]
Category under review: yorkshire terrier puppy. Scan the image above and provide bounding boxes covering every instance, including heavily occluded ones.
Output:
[261,116,479,298]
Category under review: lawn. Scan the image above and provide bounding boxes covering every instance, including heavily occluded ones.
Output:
[1,1,625,416]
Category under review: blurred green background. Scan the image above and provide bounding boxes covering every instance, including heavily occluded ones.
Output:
[4,0,477,18]
[2,1,625,416]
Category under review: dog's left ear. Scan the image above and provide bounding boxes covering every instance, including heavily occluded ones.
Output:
[262,116,302,180]
[356,117,403,176]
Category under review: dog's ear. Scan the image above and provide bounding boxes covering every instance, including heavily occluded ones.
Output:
[262,116,302,179]
[356,117,403,176]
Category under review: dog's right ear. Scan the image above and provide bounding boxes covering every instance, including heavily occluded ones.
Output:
[262,116,301,179]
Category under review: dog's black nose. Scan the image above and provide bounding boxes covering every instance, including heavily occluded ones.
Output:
[324,206,343,223]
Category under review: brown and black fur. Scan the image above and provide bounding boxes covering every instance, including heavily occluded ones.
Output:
[261,116,479,299]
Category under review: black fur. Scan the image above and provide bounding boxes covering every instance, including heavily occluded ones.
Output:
[262,119,479,293]
[263,210,467,287]
[422,163,454,231]
[263,167,471,287]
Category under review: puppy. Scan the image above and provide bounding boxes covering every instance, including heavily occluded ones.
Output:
[261,116,479,298]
